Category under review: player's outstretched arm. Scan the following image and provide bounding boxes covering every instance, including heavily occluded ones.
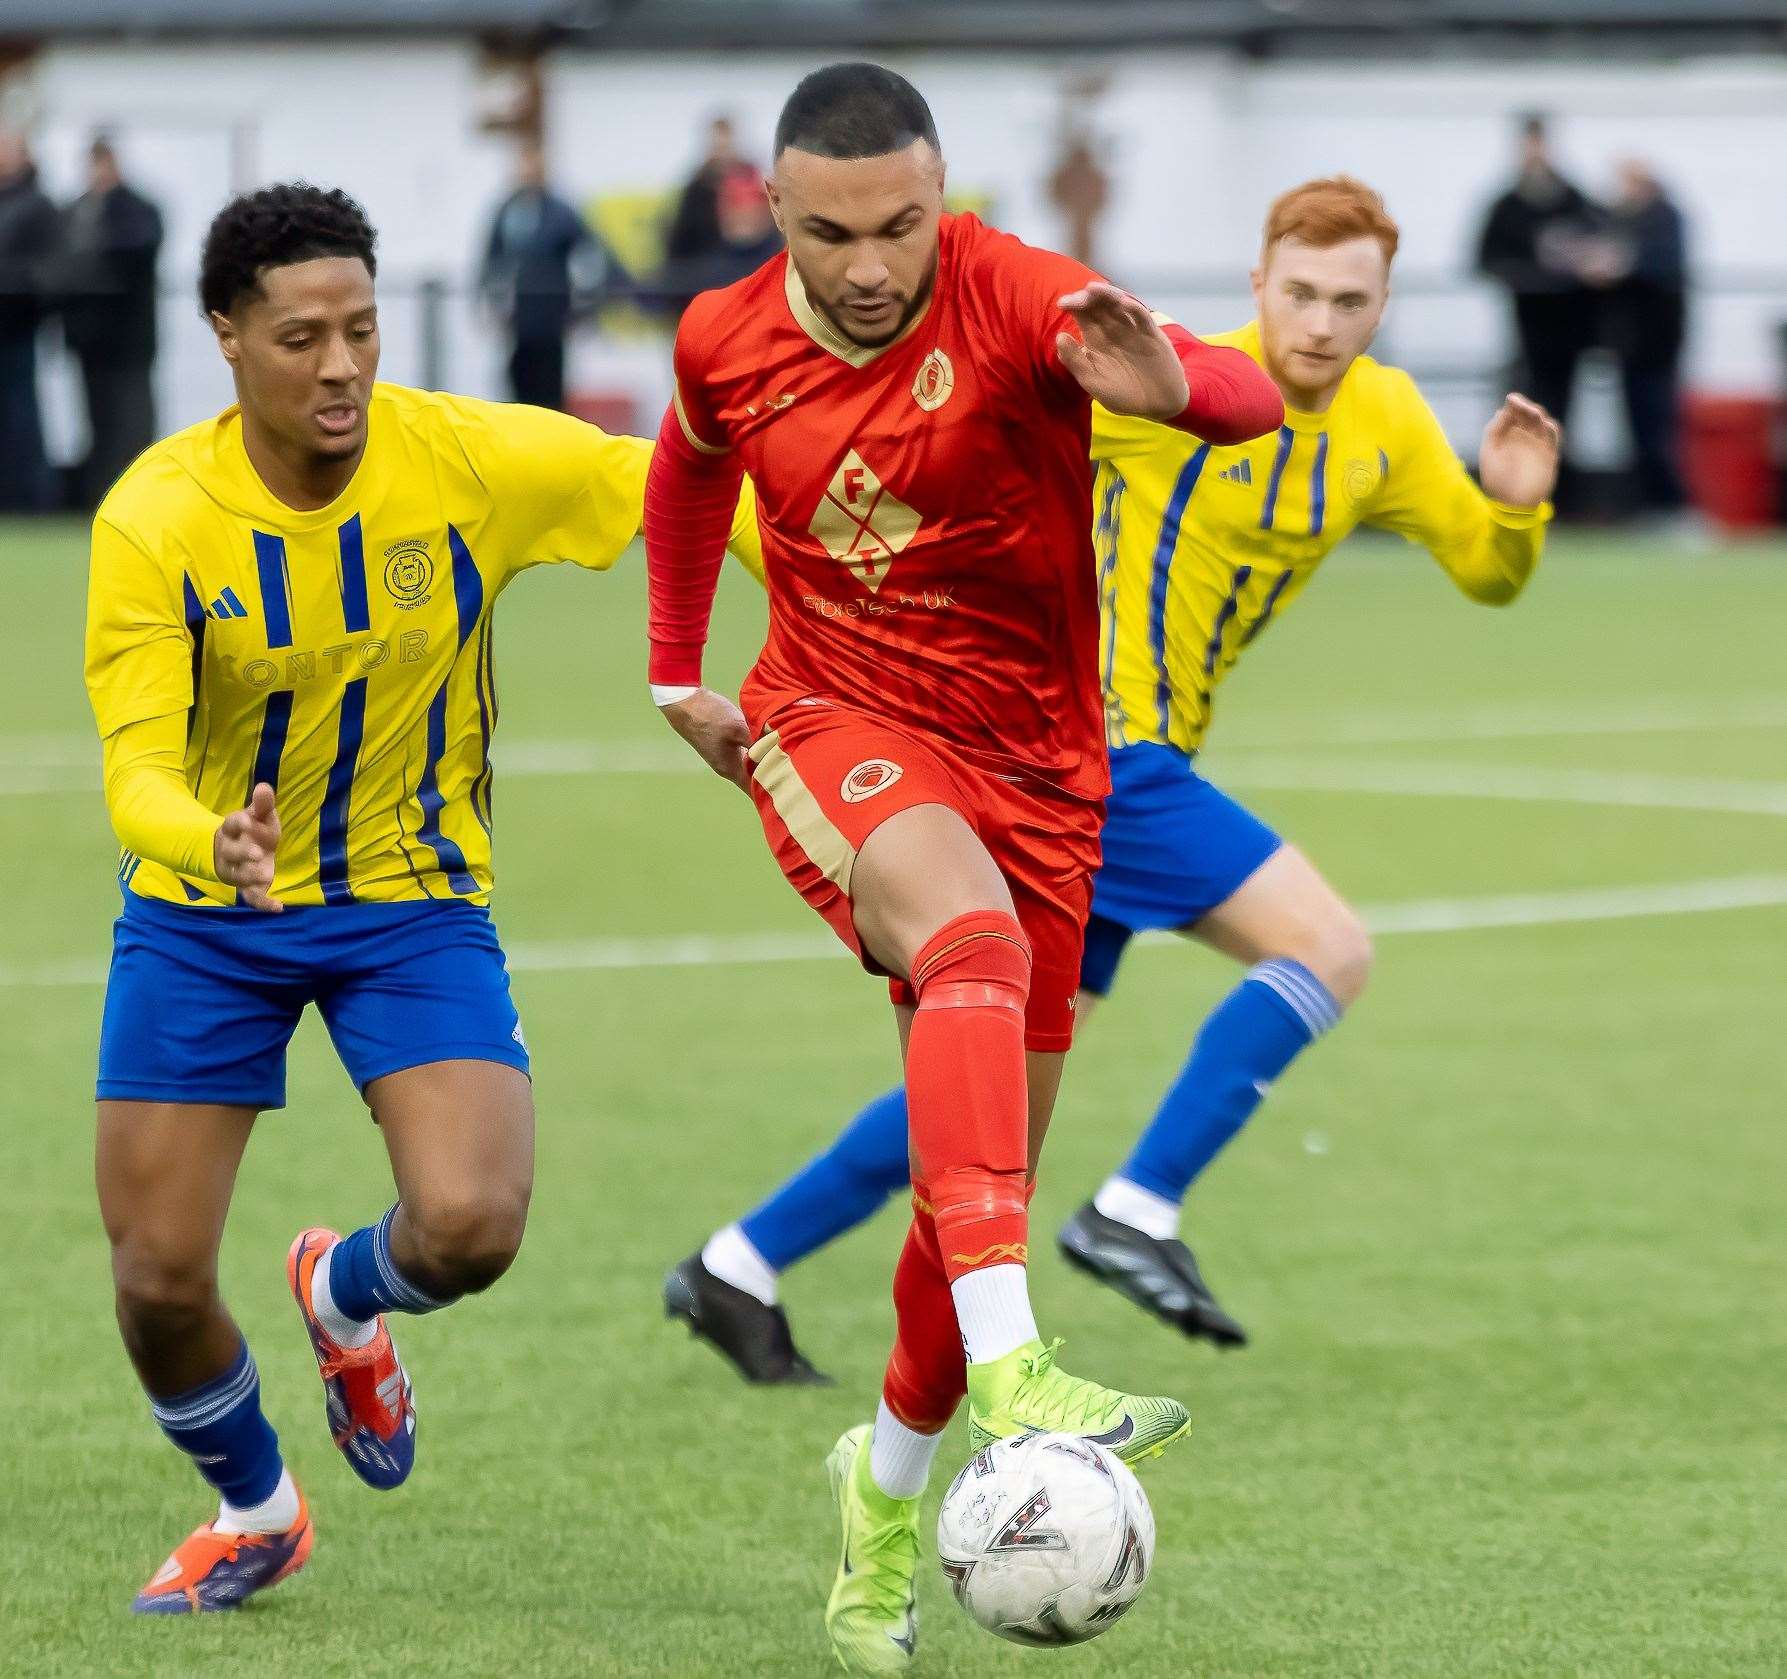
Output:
[1477,394,1562,511]
[1055,283,1187,418]
[1056,282,1283,442]
[1370,384,1558,607]
[644,400,753,791]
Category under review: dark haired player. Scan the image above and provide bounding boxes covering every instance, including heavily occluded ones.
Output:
[676,177,1560,1386]
[88,183,757,1613]
[644,63,1282,1670]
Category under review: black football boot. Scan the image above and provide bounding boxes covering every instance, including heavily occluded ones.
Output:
[663,1251,833,1384]
[1057,1203,1249,1348]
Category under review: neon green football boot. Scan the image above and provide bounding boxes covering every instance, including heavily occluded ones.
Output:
[823,1423,920,1674]
[966,1338,1191,1466]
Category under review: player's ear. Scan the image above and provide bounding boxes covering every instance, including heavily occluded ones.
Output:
[209,309,240,367]
[1248,266,1264,311]
[764,174,786,235]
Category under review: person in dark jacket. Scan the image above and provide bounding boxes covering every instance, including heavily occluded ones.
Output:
[480,143,604,411]
[1600,159,1689,514]
[0,130,61,512]
[661,116,776,312]
[1475,115,1603,435]
[61,137,165,508]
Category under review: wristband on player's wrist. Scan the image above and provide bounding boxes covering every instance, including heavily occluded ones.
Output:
[651,683,700,707]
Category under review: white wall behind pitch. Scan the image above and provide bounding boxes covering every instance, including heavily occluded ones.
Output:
[24,39,1787,452]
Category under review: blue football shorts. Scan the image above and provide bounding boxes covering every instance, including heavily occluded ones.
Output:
[97,893,530,1110]
[1080,741,1283,997]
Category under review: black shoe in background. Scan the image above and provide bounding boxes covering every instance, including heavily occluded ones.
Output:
[1057,1203,1249,1348]
[663,1252,834,1385]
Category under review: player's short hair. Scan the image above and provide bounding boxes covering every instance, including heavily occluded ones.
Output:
[1261,176,1400,268]
[199,182,378,318]
[774,62,940,160]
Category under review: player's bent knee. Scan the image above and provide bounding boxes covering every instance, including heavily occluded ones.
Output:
[405,1188,529,1296]
[1309,907,1373,1008]
[111,1245,220,1344]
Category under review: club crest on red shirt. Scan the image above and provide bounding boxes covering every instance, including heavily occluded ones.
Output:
[912,348,955,412]
[840,758,904,803]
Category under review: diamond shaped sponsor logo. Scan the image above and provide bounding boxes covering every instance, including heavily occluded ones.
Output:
[808,449,922,594]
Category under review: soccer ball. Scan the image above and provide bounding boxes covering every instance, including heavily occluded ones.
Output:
[936,1432,1154,1646]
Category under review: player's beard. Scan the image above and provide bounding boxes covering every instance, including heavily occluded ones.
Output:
[815,256,938,350]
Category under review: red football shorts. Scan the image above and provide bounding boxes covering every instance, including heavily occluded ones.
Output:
[745,698,1102,1052]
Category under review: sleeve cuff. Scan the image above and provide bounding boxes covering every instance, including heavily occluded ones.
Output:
[648,643,704,687]
[1487,498,1553,530]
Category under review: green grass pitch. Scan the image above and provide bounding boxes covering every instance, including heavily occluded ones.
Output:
[2,517,1783,1677]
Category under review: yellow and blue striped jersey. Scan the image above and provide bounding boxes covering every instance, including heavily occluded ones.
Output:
[1092,321,1549,755]
[85,384,760,907]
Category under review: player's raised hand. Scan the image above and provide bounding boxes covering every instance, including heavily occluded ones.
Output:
[1056,282,1190,421]
[660,688,754,793]
[1479,394,1562,509]
[214,781,283,912]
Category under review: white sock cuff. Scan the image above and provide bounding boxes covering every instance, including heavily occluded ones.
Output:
[1094,1175,1181,1241]
[311,1242,379,1349]
[1249,958,1342,1037]
[702,1223,779,1307]
[870,1400,944,1500]
[215,1467,300,1536]
[951,1263,1039,1365]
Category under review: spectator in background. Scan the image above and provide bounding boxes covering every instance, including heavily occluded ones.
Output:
[60,137,164,509]
[480,142,605,410]
[1048,133,1110,271]
[662,115,775,310]
[0,130,60,512]
[1599,159,1689,516]
[1475,114,1602,437]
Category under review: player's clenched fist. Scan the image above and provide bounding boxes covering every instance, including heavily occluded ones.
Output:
[213,781,283,912]
[660,688,754,792]
[1478,393,1562,510]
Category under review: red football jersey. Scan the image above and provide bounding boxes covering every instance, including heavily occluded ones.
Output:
[673,213,1108,802]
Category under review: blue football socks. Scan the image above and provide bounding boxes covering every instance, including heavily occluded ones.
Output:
[1118,958,1341,1203]
[738,1086,911,1273]
[325,1205,449,1320]
[149,1338,284,1510]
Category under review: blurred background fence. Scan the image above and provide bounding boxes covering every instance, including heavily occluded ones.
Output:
[5,1,1787,522]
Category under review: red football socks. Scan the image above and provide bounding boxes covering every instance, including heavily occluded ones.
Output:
[881,1193,966,1432]
[903,911,1032,1285]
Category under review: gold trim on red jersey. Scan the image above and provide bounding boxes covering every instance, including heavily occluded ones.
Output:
[747,726,858,894]
[782,260,933,370]
[672,382,730,454]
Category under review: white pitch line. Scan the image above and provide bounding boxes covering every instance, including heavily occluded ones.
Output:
[1216,757,1787,819]
[496,740,695,776]
[5,692,1785,793]
[0,765,95,795]
[5,873,1784,991]
[13,743,1787,816]
[1229,693,1787,748]
[1348,873,1787,934]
